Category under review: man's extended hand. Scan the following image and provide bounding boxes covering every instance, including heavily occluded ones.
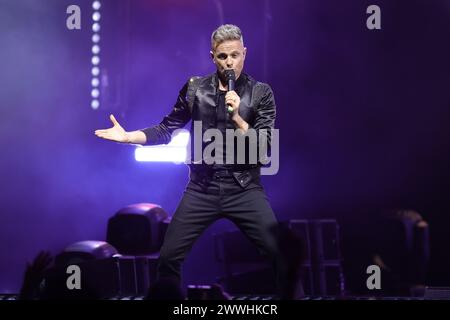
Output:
[94,114,130,143]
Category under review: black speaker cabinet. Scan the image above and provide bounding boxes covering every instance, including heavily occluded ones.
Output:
[106,203,169,255]
[43,254,159,299]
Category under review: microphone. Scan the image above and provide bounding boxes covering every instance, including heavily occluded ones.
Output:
[224,69,235,113]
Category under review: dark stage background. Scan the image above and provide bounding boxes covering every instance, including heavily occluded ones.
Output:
[0,0,449,293]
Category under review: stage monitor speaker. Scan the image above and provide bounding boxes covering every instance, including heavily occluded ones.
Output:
[44,253,159,299]
[106,203,169,255]
[54,240,118,267]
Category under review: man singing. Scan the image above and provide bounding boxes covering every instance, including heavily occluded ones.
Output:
[95,24,290,298]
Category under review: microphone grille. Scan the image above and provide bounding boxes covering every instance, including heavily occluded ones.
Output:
[224,69,236,81]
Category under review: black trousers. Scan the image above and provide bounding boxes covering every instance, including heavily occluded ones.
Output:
[157,172,289,295]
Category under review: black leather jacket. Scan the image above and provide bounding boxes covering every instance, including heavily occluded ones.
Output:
[141,72,276,188]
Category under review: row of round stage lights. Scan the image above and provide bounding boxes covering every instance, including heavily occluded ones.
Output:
[91,1,101,110]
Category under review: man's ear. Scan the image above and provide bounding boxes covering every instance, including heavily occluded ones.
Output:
[243,47,247,60]
[210,50,215,61]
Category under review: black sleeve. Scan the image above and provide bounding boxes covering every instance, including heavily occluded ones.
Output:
[252,83,276,145]
[140,82,191,145]
[250,83,277,164]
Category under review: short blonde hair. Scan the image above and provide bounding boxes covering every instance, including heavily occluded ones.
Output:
[211,24,244,50]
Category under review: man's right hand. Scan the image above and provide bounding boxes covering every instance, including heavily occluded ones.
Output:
[94,114,130,143]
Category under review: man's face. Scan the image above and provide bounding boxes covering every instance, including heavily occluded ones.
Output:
[210,40,247,81]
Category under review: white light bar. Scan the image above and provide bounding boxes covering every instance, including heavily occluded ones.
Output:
[134,131,190,163]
